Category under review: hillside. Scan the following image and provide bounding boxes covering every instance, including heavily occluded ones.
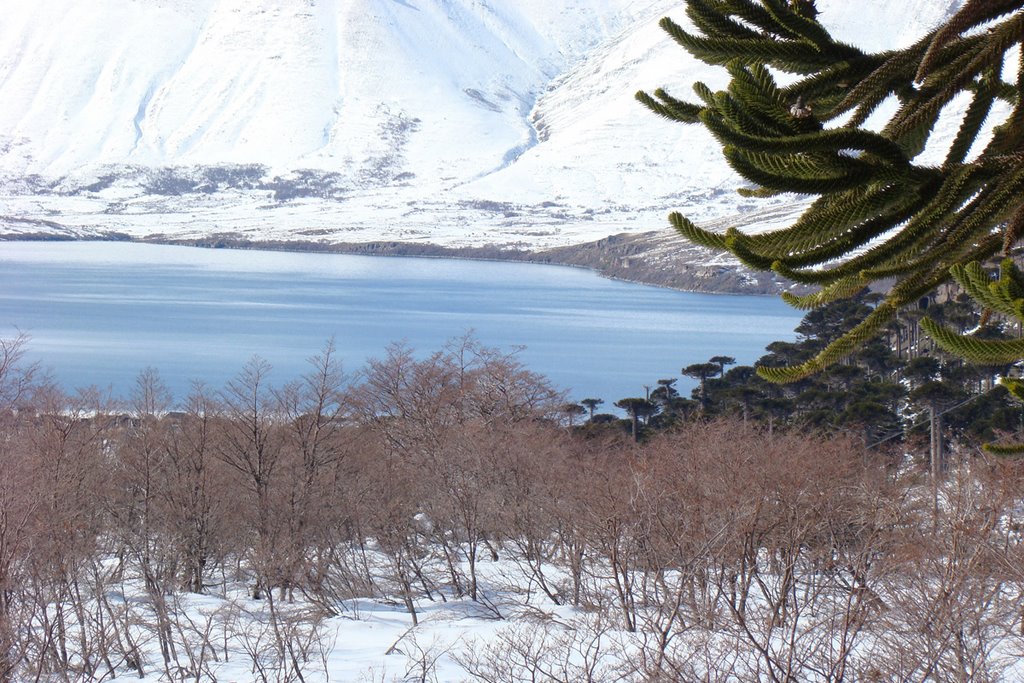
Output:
[0,0,962,256]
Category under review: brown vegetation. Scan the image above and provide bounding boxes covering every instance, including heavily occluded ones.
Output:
[1,334,1023,681]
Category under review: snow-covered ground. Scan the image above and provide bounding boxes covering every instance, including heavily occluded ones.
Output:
[42,520,1024,683]
[85,557,626,682]
[0,0,965,250]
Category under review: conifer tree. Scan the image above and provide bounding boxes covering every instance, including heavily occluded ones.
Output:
[922,258,1024,453]
[637,1,1024,398]
[615,397,658,441]
[581,397,604,421]
[683,362,720,410]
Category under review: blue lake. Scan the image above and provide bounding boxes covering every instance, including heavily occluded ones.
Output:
[0,241,801,405]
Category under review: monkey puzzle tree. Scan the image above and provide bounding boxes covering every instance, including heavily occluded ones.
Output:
[709,355,736,377]
[581,397,605,421]
[923,259,1024,452]
[637,1,1024,402]
[615,397,659,441]
[683,362,720,410]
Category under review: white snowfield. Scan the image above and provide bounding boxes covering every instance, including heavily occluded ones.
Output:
[0,0,962,249]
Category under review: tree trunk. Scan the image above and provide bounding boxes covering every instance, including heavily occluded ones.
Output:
[930,404,944,479]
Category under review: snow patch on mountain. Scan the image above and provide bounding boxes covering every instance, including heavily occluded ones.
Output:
[0,0,964,249]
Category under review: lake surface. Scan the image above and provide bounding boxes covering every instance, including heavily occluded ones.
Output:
[0,241,802,405]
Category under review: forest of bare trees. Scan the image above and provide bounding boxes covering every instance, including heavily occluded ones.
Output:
[1,333,1024,681]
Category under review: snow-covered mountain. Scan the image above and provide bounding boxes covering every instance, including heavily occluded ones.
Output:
[0,0,961,249]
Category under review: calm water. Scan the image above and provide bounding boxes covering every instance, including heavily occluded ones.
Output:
[0,241,801,404]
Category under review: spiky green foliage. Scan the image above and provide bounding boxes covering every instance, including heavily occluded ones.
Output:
[972,376,1024,454]
[921,259,1024,363]
[985,376,1024,454]
[638,0,1024,384]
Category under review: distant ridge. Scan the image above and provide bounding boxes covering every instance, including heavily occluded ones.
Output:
[0,0,962,252]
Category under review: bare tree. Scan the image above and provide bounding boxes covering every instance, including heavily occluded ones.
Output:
[217,357,286,600]
[0,333,39,414]
[162,383,235,594]
[274,341,351,601]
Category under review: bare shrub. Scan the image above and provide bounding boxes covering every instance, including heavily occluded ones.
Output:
[5,331,1024,683]
[454,615,625,683]
[18,386,116,680]
[231,597,333,683]
[386,628,453,683]
[159,384,239,596]
[867,460,1024,681]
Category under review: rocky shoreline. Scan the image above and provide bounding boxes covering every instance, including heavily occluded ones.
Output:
[137,230,799,296]
[2,228,802,296]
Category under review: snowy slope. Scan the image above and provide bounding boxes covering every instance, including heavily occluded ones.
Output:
[0,0,964,249]
[0,0,640,176]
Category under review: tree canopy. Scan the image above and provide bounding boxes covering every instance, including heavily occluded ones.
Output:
[637,0,1024,404]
